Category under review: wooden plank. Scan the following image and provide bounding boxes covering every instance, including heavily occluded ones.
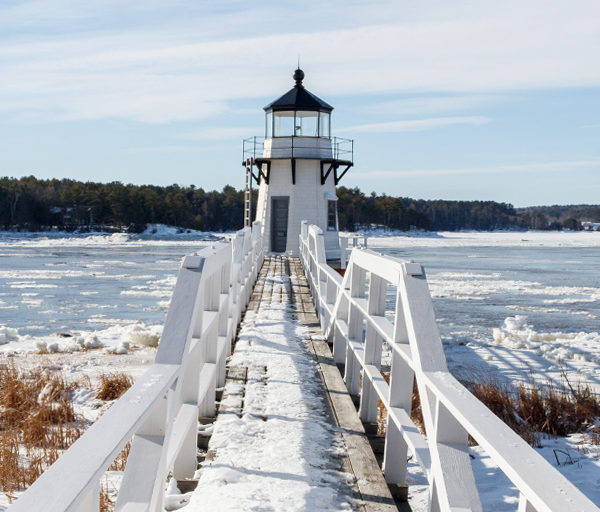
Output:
[310,336,398,512]
[285,256,396,511]
[218,366,247,416]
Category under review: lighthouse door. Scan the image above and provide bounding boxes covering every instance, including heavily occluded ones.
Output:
[271,197,289,252]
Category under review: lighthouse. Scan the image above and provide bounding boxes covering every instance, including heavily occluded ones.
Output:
[243,68,353,258]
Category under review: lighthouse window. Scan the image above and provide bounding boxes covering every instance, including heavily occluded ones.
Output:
[295,111,319,137]
[266,112,273,138]
[274,111,295,137]
[319,112,330,138]
[327,201,338,231]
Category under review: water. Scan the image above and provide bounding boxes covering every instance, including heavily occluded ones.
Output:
[375,244,600,340]
[0,231,599,370]
[0,233,217,337]
[368,233,600,387]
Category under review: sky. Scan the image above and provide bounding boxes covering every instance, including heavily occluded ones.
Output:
[0,0,599,207]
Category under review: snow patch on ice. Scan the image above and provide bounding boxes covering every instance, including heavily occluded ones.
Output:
[0,325,19,345]
[0,322,162,354]
[366,230,600,248]
[492,315,600,364]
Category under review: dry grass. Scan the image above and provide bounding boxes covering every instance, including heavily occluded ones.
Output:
[0,362,86,498]
[465,374,600,445]
[465,379,540,446]
[100,480,114,512]
[108,441,131,472]
[377,374,424,436]
[377,370,600,447]
[97,373,133,401]
[0,364,135,502]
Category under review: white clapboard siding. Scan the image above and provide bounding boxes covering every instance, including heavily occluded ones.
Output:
[11,222,264,512]
[299,220,600,512]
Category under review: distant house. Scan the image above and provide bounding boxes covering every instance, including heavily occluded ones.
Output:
[581,221,600,231]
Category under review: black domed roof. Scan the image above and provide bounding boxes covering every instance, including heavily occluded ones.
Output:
[264,68,333,113]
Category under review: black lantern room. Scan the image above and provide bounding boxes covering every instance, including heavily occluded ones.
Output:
[263,69,333,139]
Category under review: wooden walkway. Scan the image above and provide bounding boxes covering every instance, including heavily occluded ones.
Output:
[189,256,402,512]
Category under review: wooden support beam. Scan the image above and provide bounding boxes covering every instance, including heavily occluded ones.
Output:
[291,158,296,184]
[334,164,353,185]
[254,160,270,185]
[320,161,335,185]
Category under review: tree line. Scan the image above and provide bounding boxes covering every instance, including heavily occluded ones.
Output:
[0,176,245,232]
[0,176,598,232]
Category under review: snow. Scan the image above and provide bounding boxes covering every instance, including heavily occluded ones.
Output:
[0,321,163,356]
[402,430,600,510]
[0,325,19,344]
[188,267,354,512]
[360,229,600,248]
[0,224,225,248]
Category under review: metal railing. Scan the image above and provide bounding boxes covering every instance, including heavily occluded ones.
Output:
[242,136,353,162]
[299,221,599,512]
[11,222,264,512]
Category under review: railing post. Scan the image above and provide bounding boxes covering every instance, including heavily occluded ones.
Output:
[115,389,172,512]
[344,264,365,396]
[518,494,537,512]
[340,236,348,269]
[383,284,414,484]
[74,482,99,512]
[398,263,482,512]
[359,274,385,423]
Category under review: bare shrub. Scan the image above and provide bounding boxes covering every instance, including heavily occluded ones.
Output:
[108,441,131,471]
[377,368,600,447]
[97,373,133,401]
[377,374,424,436]
[465,379,540,447]
[100,480,114,512]
[0,363,85,494]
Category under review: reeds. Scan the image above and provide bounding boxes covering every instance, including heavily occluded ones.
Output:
[97,373,133,401]
[0,364,134,501]
[0,362,85,499]
[377,370,600,447]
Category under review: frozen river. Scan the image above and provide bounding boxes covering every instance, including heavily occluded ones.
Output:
[369,231,600,388]
[0,229,599,382]
[0,230,219,352]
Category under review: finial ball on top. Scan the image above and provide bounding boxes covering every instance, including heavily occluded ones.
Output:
[293,68,305,86]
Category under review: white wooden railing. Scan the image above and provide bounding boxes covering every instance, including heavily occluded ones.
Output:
[299,221,599,512]
[11,222,264,512]
[339,232,368,269]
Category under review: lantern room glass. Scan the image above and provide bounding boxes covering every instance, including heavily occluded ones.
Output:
[295,111,318,136]
[265,112,273,138]
[268,110,331,138]
[319,112,330,138]
[273,111,295,137]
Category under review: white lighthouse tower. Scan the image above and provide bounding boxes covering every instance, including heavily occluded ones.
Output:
[243,68,353,258]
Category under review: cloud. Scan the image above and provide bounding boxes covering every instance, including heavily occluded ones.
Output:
[347,116,491,133]
[359,94,505,116]
[127,145,199,153]
[352,160,600,178]
[185,126,258,140]
[0,0,599,123]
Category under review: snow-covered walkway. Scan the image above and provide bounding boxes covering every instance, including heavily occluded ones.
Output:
[187,257,356,511]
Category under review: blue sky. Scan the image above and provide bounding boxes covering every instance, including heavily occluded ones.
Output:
[0,0,599,207]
